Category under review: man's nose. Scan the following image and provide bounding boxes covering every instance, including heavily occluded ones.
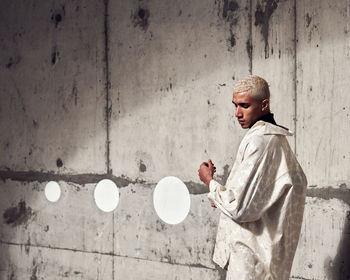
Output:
[235,107,242,118]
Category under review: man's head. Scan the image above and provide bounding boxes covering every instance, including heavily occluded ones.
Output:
[232,75,270,129]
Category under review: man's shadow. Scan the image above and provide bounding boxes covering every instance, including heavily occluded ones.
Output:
[328,211,350,279]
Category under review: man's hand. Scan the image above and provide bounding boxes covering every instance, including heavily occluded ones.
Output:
[198,159,216,188]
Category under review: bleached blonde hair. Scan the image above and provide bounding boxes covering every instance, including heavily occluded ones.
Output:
[233,75,270,101]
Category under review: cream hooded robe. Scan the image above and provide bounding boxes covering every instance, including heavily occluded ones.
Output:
[208,120,307,280]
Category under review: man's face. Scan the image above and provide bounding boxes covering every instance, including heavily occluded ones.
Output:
[232,91,266,129]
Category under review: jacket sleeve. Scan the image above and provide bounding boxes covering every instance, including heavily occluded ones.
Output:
[208,135,287,223]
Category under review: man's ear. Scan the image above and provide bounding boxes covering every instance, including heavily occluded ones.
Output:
[261,99,270,112]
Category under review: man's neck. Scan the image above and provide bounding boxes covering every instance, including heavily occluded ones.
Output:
[258,112,277,125]
[250,112,288,130]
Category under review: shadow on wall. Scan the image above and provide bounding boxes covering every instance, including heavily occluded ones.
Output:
[327,211,350,280]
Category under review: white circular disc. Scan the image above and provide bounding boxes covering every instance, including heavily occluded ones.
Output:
[153,176,191,225]
[94,179,119,212]
[45,181,61,202]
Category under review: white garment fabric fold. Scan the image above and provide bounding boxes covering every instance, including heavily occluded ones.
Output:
[208,121,307,280]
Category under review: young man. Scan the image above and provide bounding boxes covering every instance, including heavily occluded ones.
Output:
[198,75,307,280]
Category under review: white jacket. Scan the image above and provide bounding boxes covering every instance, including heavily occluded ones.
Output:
[208,121,307,280]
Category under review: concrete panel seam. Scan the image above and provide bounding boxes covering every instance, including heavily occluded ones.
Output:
[103,0,113,277]
[0,240,217,271]
[293,0,297,153]
[104,0,111,174]
[249,0,253,74]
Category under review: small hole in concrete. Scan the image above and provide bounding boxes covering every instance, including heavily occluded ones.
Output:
[139,160,146,172]
[55,14,62,23]
[45,181,61,202]
[138,8,145,19]
[56,158,63,168]
[94,179,119,212]
[153,176,190,225]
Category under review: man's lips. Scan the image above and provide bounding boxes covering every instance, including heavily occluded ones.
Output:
[238,119,244,124]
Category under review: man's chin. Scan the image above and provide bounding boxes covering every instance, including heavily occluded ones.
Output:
[238,122,249,129]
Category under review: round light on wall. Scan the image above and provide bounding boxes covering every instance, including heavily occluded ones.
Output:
[153,176,191,225]
[94,179,119,212]
[45,181,61,202]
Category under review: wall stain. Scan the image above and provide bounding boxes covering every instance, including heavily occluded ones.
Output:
[306,13,312,28]
[139,160,147,172]
[5,56,21,69]
[30,259,38,280]
[254,0,279,58]
[0,169,146,189]
[13,83,26,113]
[25,237,30,255]
[51,5,65,28]
[306,184,350,206]
[3,200,36,227]
[307,23,319,43]
[132,7,150,31]
[222,0,239,19]
[72,81,78,106]
[51,45,59,65]
[246,38,252,62]
[32,120,39,128]
[7,264,16,280]
[230,33,236,47]
[217,0,240,51]
[156,219,167,232]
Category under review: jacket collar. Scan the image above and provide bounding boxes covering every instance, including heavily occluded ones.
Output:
[250,120,294,136]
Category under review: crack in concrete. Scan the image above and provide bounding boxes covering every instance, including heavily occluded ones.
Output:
[290,276,316,280]
[0,240,217,271]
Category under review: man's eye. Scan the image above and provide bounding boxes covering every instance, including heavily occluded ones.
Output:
[242,104,249,108]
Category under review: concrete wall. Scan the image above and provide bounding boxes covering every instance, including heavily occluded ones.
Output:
[0,0,349,279]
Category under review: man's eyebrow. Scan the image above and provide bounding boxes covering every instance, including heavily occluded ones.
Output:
[232,101,249,106]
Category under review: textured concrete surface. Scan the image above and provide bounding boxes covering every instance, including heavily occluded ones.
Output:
[0,243,113,279]
[109,0,250,182]
[296,0,350,187]
[1,0,350,279]
[114,184,219,269]
[291,197,350,279]
[0,180,114,253]
[0,0,106,174]
[252,0,296,139]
